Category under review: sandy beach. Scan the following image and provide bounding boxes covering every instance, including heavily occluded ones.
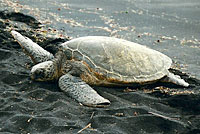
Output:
[0,0,200,133]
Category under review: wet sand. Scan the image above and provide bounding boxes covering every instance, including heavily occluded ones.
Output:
[0,0,200,134]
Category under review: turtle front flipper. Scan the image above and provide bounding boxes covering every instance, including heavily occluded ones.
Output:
[11,30,54,64]
[161,72,189,87]
[59,74,110,107]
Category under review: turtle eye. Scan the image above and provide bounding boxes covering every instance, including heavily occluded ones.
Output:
[37,69,45,77]
[37,70,43,75]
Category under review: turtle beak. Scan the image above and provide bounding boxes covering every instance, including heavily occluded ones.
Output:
[30,71,44,81]
[30,72,35,80]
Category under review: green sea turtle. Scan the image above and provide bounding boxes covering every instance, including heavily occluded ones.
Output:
[11,30,189,107]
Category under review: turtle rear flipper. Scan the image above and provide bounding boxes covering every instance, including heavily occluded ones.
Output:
[11,30,54,64]
[59,74,110,107]
[161,72,189,87]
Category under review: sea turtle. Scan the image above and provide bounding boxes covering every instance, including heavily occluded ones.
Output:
[11,30,189,107]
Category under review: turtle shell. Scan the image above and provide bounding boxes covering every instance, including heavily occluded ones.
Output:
[60,36,172,83]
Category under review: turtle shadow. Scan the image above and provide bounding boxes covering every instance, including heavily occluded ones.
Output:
[95,69,200,103]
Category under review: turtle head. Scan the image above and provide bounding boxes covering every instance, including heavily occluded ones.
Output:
[31,61,57,81]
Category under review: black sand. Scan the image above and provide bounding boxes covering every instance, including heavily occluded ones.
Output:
[0,0,200,134]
